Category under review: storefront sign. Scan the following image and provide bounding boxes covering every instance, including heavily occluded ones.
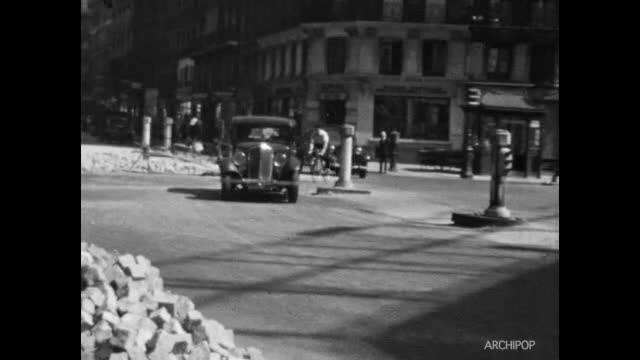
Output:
[377,86,448,96]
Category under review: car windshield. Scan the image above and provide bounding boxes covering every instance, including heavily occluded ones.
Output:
[234,125,294,143]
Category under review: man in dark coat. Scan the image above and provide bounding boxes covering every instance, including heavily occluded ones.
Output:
[377,131,389,174]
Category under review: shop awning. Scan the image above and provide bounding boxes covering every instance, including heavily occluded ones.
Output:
[464,89,546,114]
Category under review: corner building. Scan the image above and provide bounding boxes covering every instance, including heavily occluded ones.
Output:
[252,0,472,162]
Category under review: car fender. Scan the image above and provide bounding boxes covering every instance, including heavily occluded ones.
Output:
[218,157,241,177]
[282,158,300,182]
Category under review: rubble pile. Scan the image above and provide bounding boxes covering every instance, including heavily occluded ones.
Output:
[80,145,218,175]
[81,243,265,360]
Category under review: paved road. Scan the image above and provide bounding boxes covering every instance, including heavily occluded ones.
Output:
[81,172,559,360]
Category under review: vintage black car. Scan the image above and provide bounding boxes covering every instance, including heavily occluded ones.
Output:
[218,116,300,203]
[326,145,370,178]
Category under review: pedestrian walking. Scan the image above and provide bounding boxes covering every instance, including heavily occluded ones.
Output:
[377,131,389,174]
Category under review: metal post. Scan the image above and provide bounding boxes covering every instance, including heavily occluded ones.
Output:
[461,111,475,179]
[164,116,173,151]
[335,124,354,189]
[484,129,511,218]
[142,115,152,159]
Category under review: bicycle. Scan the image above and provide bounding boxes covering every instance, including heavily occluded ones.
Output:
[308,149,331,183]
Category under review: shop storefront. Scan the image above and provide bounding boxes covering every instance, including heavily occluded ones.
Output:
[462,87,546,178]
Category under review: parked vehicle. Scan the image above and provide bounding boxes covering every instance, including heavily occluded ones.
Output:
[326,145,370,178]
[102,111,135,144]
[217,116,300,203]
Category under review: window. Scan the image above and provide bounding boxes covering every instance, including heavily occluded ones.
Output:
[410,99,449,140]
[233,55,240,82]
[186,66,193,87]
[425,0,446,23]
[489,0,513,25]
[382,0,403,21]
[379,40,403,75]
[322,101,346,125]
[279,46,286,78]
[530,0,557,27]
[290,44,297,76]
[422,41,447,76]
[374,96,406,136]
[403,0,426,22]
[302,41,309,75]
[530,45,556,84]
[326,37,347,74]
[333,0,348,20]
[486,45,512,80]
[230,7,237,29]
[270,50,276,79]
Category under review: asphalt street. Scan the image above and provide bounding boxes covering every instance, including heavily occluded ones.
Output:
[81,171,559,360]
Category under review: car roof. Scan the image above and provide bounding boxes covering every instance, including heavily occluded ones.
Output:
[231,116,296,128]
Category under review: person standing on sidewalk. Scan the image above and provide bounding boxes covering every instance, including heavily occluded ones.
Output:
[188,111,204,154]
[377,131,389,174]
[551,161,559,183]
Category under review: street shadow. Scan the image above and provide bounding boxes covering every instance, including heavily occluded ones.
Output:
[488,244,559,254]
[404,167,461,174]
[369,261,559,360]
[167,187,288,203]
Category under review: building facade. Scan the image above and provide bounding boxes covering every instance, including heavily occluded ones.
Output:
[82,0,142,122]
[84,0,559,174]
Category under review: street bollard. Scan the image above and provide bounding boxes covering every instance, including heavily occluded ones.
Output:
[163,116,173,151]
[461,144,475,179]
[461,123,475,179]
[334,124,355,189]
[483,129,512,218]
[142,115,152,159]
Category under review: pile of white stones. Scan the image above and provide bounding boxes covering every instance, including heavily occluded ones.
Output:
[80,145,217,175]
[81,243,264,360]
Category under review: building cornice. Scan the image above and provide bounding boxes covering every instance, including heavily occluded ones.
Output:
[257,21,470,48]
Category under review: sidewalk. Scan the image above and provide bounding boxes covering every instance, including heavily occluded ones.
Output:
[81,143,558,185]
[367,162,558,185]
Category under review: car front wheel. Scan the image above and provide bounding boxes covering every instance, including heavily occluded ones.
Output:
[286,185,299,203]
[220,175,232,200]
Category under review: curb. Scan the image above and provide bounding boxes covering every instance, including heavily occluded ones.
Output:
[315,187,372,195]
[451,212,525,228]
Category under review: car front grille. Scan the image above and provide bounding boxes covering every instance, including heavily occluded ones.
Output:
[247,143,273,181]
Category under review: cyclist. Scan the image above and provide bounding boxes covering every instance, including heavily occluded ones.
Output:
[307,126,330,173]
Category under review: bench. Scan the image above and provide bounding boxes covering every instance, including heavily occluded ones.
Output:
[417,148,466,172]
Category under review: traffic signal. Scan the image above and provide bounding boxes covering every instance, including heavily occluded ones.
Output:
[501,147,513,174]
[467,88,482,106]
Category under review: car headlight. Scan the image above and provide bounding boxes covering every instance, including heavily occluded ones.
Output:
[354,147,363,155]
[232,151,247,167]
[274,152,288,167]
